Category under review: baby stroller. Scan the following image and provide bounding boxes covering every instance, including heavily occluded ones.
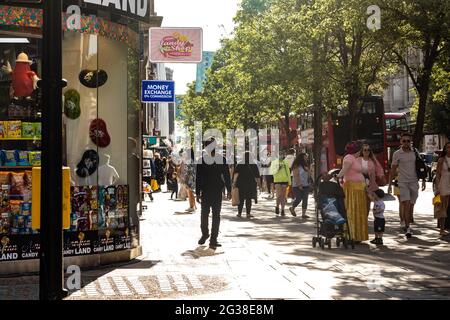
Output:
[312,171,355,250]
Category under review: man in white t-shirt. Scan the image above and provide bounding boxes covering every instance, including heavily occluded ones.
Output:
[388,133,426,238]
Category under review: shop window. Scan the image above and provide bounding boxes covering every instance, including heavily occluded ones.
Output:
[0,6,142,262]
[0,38,42,243]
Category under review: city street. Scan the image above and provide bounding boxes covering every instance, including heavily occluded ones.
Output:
[1,182,449,300]
[1,0,449,305]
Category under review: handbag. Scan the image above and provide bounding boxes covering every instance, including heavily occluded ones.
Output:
[231,187,240,206]
[178,184,187,200]
[414,148,428,180]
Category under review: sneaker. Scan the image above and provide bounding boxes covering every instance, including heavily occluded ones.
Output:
[289,207,297,217]
[198,235,209,245]
[405,227,412,238]
[185,208,195,213]
[370,238,378,244]
[378,238,383,245]
[281,210,286,217]
[236,213,242,218]
[275,207,280,215]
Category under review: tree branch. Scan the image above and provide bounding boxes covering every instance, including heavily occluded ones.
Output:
[392,49,419,90]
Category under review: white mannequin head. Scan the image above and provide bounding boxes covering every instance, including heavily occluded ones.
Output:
[104,154,111,165]
[100,153,111,165]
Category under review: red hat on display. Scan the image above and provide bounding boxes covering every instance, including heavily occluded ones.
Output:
[89,118,111,148]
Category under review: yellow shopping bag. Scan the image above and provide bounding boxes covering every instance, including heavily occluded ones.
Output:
[150,179,159,191]
[433,194,441,206]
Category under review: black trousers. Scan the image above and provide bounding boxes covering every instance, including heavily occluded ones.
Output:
[171,182,178,199]
[201,192,222,243]
[238,198,252,215]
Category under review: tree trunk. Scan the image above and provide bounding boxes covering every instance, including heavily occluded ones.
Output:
[313,104,323,182]
[284,111,291,149]
[413,87,429,150]
[348,93,359,142]
[311,40,323,190]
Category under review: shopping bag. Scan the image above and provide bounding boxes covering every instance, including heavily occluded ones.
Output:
[178,184,187,200]
[433,194,441,206]
[150,179,159,191]
[231,187,240,206]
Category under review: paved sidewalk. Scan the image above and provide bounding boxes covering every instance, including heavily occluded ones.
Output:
[1,183,449,300]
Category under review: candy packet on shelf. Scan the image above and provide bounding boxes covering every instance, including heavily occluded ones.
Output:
[28,151,41,166]
[21,122,35,138]
[4,150,16,166]
[7,121,22,138]
[0,121,6,138]
[14,150,30,166]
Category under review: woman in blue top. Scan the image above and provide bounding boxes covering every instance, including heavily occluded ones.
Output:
[289,153,311,219]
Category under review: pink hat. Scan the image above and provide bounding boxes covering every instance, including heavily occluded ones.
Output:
[345,141,362,155]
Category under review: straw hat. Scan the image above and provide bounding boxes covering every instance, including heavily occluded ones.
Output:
[16,52,32,64]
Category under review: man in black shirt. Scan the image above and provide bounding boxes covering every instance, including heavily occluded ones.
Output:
[196,138,232,249]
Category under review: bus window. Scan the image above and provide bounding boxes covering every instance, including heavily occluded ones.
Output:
[362,102,377,114]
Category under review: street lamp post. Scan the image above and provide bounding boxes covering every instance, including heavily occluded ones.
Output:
[39,0,66,300]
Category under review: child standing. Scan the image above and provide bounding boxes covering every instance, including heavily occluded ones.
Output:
[370,189,386,245]
[170,171,178,200]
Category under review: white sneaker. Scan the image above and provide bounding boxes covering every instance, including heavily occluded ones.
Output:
[405,227,412,238]
[185,208,195,213]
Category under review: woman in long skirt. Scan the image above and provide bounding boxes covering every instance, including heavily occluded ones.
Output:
[337,141,368,242]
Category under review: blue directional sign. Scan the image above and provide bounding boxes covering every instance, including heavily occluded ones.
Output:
[141,80,175,103]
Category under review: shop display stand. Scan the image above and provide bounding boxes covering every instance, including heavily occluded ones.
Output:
[0,90,42,238]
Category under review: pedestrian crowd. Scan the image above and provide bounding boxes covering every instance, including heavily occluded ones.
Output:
[143,135,450,249]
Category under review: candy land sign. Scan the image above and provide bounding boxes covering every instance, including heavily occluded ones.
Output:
[150,27,203,63]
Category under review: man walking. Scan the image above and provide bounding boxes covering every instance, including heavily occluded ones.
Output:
[388,133,426,238]
[196,138,232,249]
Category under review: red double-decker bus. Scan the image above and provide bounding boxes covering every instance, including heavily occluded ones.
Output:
[385,112,409,162]
[298,96,389,176]
[327,96,389,174]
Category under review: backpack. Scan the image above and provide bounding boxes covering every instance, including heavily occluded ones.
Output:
[414,148,428,180]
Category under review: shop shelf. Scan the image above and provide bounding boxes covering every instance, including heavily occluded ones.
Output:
[0,166,34,170]
[0,118,41,122]
[0,137,41,141]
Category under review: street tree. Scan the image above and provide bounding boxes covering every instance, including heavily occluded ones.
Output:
[321,0,395,141]
[380,0,450,147]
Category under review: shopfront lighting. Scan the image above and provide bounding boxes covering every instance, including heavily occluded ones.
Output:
[0,38,30,44]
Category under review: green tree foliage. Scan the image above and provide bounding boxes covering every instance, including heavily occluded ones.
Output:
[178,0,449,163]
[411,50,450,139]
[380,0,450,147]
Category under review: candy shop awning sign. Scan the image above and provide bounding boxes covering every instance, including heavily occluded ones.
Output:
[150,27,203,63]
[80,0,150,22]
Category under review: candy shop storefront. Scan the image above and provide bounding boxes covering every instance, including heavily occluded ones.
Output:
[0,1,155,274]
